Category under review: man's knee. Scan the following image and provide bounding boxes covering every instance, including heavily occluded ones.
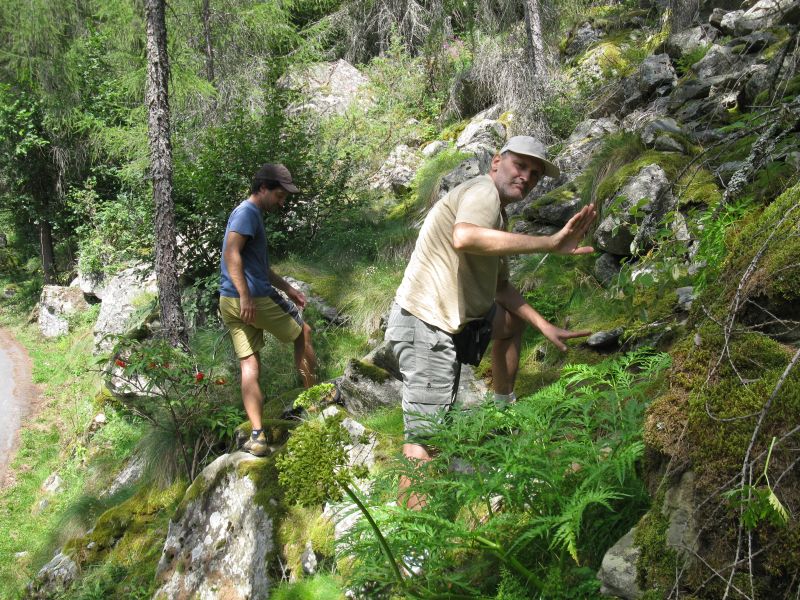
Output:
[403,442,433,463]
[493,307,525,340]
[240,353,260,379]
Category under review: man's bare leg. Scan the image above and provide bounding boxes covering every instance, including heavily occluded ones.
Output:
[491,305,525,395]
[241,352,263,431]
[399,442,433,510]
[294,323,318,388]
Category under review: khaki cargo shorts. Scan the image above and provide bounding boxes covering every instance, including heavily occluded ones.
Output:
[384,303,460,441]
[220,293,303,359]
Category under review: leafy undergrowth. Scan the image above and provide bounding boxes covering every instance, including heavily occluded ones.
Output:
[278,349,670,599]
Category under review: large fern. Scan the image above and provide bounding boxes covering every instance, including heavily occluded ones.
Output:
[340,349,670,598]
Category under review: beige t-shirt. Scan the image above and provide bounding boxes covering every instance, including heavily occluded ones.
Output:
[395,175,509,334]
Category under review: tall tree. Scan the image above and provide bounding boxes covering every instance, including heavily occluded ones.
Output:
[145,0,188,346]
[201,0,215,83]
[523,0,546,81]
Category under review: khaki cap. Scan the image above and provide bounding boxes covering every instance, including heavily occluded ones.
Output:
[499,136,560,179]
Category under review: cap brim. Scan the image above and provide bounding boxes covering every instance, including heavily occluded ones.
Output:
[541,160,560,180]
[281,182,299,193]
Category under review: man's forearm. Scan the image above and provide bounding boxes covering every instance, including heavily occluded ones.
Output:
[268,268,291,293]
[453,223,555,256]
[495,281,550,329]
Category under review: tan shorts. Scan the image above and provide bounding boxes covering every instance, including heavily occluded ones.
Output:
[220,294,303,358]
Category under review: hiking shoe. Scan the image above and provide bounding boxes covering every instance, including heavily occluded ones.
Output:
[242,431,269,457]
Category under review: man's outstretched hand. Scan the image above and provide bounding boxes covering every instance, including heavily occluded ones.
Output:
[550,204,597,255]
[287,286,307,310]
[538,321,592,352]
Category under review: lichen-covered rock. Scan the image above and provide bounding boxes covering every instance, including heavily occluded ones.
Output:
[597,528,642,599]
[595,253,623,287]
[455,118,505,153]
[25,552,79,599]
[564,21,603,57]
[281,59,370,117]
[321,406,378,472]
[594,164,676,256]
[621,54,677,112]
[71,270,107,299]
[369,144,423,194]
[338,358,403,415]
[734,0,800,34]
[516,117,618,211]
[691,44,752,80]
[93,263,158,354]
[421,140,448,157]
[639,117,683,146]
[586,327,624,350]
[664,25,718,60]
[154,452,276,600]
[38,285,90,338]
[437,151,494,200]
[522,182,583,227]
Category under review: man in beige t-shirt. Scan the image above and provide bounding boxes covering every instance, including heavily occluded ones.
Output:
[385,136,597,510]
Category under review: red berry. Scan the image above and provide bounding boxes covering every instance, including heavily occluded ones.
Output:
[115,359,127,368]
[195,372,205,382]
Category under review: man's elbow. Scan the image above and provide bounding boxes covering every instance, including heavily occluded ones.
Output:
[452,226,471,251]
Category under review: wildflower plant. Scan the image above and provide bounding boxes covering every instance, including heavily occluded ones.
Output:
[102,337,243,481]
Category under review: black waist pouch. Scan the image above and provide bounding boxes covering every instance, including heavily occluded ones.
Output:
[451,305,496,366]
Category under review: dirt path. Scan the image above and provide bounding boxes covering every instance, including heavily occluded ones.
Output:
[0,328,37,487]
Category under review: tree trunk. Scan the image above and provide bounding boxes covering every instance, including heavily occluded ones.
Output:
[523,0,546,81]
[145,0,188,347]
[39,219,57,284]
[202,0,215,83]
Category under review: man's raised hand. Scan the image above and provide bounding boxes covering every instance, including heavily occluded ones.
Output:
[550,203,597,255]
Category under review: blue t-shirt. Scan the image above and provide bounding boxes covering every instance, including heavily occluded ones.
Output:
[219,200,273,297]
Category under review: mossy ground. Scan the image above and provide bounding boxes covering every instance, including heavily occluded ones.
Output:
[640,322,800,596]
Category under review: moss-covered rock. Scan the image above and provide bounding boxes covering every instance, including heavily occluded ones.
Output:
[638,321,800,596]
[708,183,800,340]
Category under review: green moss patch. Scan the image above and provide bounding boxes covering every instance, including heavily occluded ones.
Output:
[278,505,335,577]
[716,183,800,306]
[633,508,678,595]
[639,320,800,594]
[348,358,390,383]
[63,481,185,594]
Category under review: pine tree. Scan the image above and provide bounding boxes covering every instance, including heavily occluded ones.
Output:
[145,0,188,346]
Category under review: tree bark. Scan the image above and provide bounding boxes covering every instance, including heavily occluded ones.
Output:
[39,219,56,284]
[523,0,546,81]
[145,0,188,347]
[202,0,215,83]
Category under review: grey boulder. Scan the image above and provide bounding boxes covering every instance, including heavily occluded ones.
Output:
[38,285,90,338]
[154,452,276,600]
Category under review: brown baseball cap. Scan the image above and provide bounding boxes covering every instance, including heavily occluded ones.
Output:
[255,163,299,193]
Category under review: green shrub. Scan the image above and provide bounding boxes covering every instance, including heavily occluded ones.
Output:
[103,337,244,481]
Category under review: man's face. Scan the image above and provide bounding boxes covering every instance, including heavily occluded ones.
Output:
[490,152,543,204]
[260,186,289,212]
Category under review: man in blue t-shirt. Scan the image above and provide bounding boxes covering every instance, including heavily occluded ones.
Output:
[219,163,317,456]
